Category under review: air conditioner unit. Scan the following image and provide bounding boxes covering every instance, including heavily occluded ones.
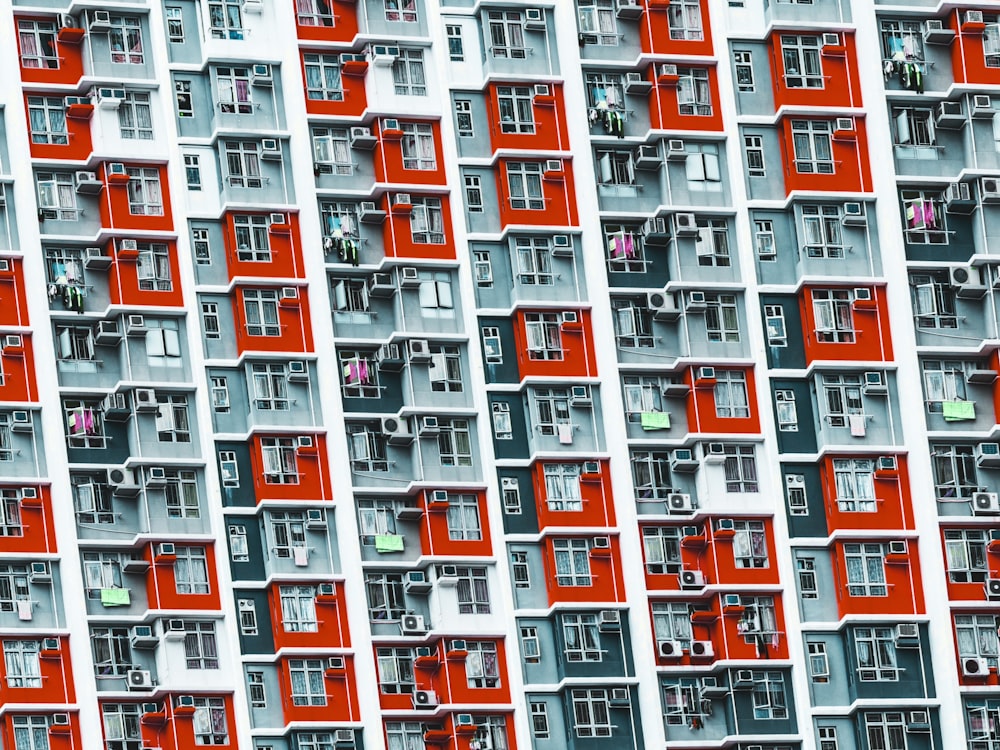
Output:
[561,311,580,327]
[176,694,195,706]
[647,291,680,321]
[408,338,431,363]
[973,492,1000,515]
[412,689,438,708]
[156,543,175,559]
[29,561,50,582]
[261,139,282,160]
[405,571,431,594]
[822,32,841,46]
[454,713,475,728]
[966,10,985,24]
[130,625,158,649]
[317,583,337,599]
[349,126,377,150]
[666,139,686,160]
[90,10,112,30]
[534,84,551,97]
[401,614,426,634]
[979,442,1000,468]
[680,569,705,589]
[723,593,743,608]
[126,669,154,690]
[690,640,714,658]
[544,159,563,175]
[523,7,545,28]
[924,19,956,44]
[267,213,288,228]
[963,656,989,676]
[59,14,79,29]
[944,182,974,214]
[733,669,754,688]
[439,564,459,580]
[399,266,421,289]
[96,88,125,111]
[371,45,399,66]
[359,201,386,223]
[659,640,683,658]
[634,144,661,170]
[659,64,679,81]
[51,714,70,726]
[251,64,272,85]
[895,622,919,641]
[326,656,345,672]
[449,639,468,653]
[673,212,698,237]
[551,234,573,257]
[686,290,707,312]
[306,508,326,529]
[888,540,907,555]
[75,171,103,194]
[381,416,414,446]
[598,610,620,631]
[592,536,611,550]
[287,360,309,382]
[134,388,158,412]
[906,711,930,732]
[682,526,700,538]
[973,95,994,118]
[107,467,140,497]
[582,461,601,478]
[642,216,669,244]
[668,493,693,512]
[987,578,1000,600]
[863,371,887,394]
[428,489,449,507]
[418,416,440,437]
[146,467,167,487]
[570,385,592,407]
[840,201,866,226]
[670,448,699,473]
[126,314,146,336]
[834,117,855,133]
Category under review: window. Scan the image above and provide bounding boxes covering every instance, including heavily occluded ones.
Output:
[596,150,635,186]
[524,312,563,360]
[544,464,582,511]
[410,197,445,243]
[723,445,758,492]
[892,106,936,149]
[303,54,343,101]
[880,19,923,62]
[497,86,535,134]
[366,573,406,620]
[65,399,105,449]
[744,135,765,177]
[320,201,358,240]
[27,97,67,145]
[465,641,500,687]
[685,148,722,188]
[36,172,78,220]
[956,614,1000,666]
[533,387,571,437]
[732,520,768,568]
[18,20,58,69]
[714,370,750,418]
[622,376,664,423]
[109,16,143,64]
[0,565,30,612]
[833,458,876,512]
[251,363,289,410]
[290,659,326,706]
[755,219,776,259]
[118,91,152,139]
[668,0,703,40]
[0,490,23,536]
[677,67,711,116]
[562,614,601,662]
[296,0,334,26]
[456,566,490,614]
[694,219,730,267]
[183,621,219,669]
[357,499,397,545]
[969,704,1000,748]
[228,525,247,562]
[571,689,612,737]
[73,474,113,524]
[386,723,424,750]
[332,279,371,316]
[604,223,645,273]
[787,476,808,515]
[161,469,199,520]
[554,539,591,586]
[945,529,988,583]
[734,50,754,92]
[822,373,864,426]
[705,293,740,342]
[813,289,854,342]
[482,327,503,364]
[502,477,521,513]
[578,0,617,45]
[312,126,352,176]
[268,510,306,558]
[488,11,526,58]
[663,681,701,726]
[155,395,191,444]
[126,167,163,216]
[765,306,787,349]
[933,444,978,500]
[455,100,474,137]
[280,585,318,632]
[82,552,123,597]
[102,703,142,750]
[392,49,426,96]
[923,359,968,412]
[243,289,280,336]
[185,155,201,190]
[854,626,898,681]
[232,215,271,262]
[225,141,262,188]
[987,18,1000,67]
[807,641,829,682]
[202,303,221,339]
[752,672,788,719]
[530,702,549,738]
[801,204,845,258]
[844,543,887,596]
[209,0,243,39]
[911,271,957,328]
[446,24,464,61]
[521,626,540,661]
[642,527,682,574]
[738,595,778,644]
[4,641,40,687]
[584,72,625,111]
[137,243,172,290]
[438,419,472,467]
[511,551,530,587]
[347,424,389,473]
[175,80,193,117]
[340,351,378,398]
[631,450,673,500]
[296,733,339,750]
[377,648,415,693]
[190,697,228,745]
[384,0,416,21]
[447,494,481,541]
[219,451,239,487]
[901,190,946,244]
[174,546,210,595]
[792,120,834,174]
[473,250,492,284]
[400,122,435,170]
[864,712,907,750]
[492,402,511,440]
[13,716,50,750]
[652,602,693,652]
[507,162,544,210]
[247,671,266,708]
[782,35,823,88]
[54,327,95,369]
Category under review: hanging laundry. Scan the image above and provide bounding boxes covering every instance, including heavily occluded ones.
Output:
[849,414,866,437]
[293,545,309,566]
[623,234,635,258]
[557,423,573,444]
